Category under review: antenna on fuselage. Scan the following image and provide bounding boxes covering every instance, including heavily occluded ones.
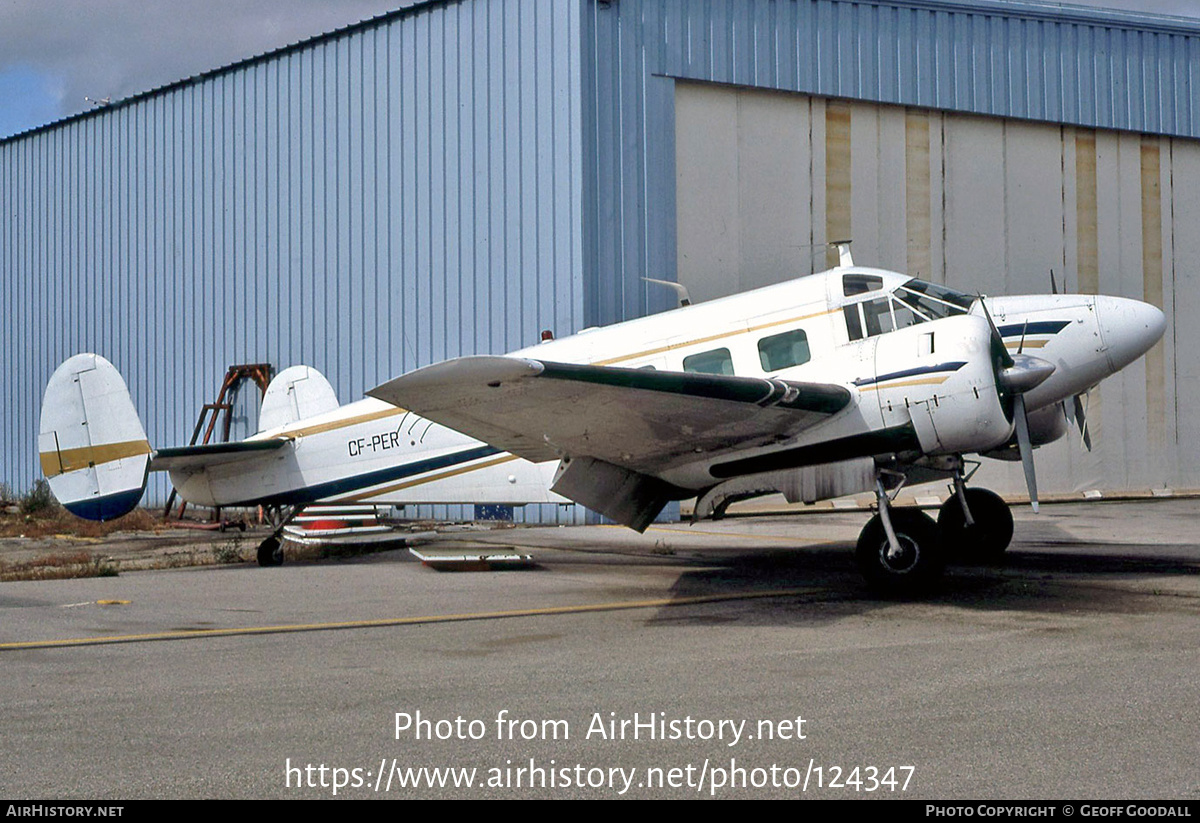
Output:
[642,277,692,307]
[798,239,855,269]
[830,239,854,267]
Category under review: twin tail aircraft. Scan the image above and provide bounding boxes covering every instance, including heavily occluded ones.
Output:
[39,247,1165,591]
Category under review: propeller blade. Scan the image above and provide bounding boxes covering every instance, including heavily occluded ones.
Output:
[977,296,1015,369]
[1013,394,1039,512]
[1073,393,1092,451]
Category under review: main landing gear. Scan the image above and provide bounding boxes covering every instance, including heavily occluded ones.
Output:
[857,463,1015,594]
[856,473,944,595]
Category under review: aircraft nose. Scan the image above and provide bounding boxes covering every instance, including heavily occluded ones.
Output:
[1095,296,1166,371]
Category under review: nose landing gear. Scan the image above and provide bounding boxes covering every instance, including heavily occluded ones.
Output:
[936,487,1013,562]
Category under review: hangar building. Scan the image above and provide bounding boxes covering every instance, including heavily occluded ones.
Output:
[3,0,1199,517]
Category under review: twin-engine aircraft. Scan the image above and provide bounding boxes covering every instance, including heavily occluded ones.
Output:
[39,248,1164,591]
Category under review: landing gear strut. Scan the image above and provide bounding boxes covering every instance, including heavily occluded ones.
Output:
[936,466,1013,562]
[856,474,945,594]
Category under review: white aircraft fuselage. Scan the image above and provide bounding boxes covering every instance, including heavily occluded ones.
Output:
[173,266,1162,508]
[39,261,1164,587]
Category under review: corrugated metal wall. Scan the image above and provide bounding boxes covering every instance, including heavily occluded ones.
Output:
[2,0,584,518]
[654,0,1200,137]
[674,84,1198,495]
[582,0,1200,327]
[6,0,1200,507]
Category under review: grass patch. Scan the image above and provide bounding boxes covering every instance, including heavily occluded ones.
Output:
[0,550,118,581]
[0,501,161,539]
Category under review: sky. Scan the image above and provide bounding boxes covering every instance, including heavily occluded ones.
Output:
[1,0,1199,140]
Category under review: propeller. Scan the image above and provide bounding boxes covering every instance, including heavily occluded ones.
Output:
[1075,393,1094,451]
[977,297,1057,511]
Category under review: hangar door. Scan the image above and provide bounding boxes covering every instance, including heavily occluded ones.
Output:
[674,80,1200,495]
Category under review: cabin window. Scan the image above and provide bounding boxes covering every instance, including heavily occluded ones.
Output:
[757,329,811,372]
[683,348,734,375]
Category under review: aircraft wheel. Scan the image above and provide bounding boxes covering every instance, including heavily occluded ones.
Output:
[856,509,944,595]
[937,488,1013,563]
[257,535,284,567]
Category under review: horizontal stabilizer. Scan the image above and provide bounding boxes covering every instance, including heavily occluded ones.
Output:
[151,438,289,472]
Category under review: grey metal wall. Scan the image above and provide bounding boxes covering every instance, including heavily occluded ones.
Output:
[2,0,584,514]
[7,0,1200,506]
[581,0,1200,328]
[674,84,1198,495]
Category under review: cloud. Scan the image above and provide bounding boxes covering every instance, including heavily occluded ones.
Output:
[0,0,404,132]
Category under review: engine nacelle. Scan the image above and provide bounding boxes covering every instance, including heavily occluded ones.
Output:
[983,402,1069,460]
[871,315,1013,457]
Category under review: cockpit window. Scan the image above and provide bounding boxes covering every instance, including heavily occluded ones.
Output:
[843,279,974,341]
[843,274,883,296]
[898,279,975,318]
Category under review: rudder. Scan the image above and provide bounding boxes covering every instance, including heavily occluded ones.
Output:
[38,353,151,521]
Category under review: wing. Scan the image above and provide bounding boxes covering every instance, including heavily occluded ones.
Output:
[367,356,851,474]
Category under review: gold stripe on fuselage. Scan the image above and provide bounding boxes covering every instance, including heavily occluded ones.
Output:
[591,308,835,367]
[39,439,152,478]
[259,405,408,441]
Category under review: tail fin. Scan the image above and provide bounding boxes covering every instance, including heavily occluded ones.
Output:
[257,365,339,433]
[38,354,151,521]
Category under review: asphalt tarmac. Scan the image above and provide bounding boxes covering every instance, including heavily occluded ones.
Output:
[2,499,1198,799]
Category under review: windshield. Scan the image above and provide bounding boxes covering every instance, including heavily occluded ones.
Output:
[843,279,974,341]
[898,279,976,318]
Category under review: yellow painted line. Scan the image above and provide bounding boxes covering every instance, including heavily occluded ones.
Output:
[1004,339,1048,349]
[0,588,823,651]
[591,308,835,367]
[333,454,522,503]
[40,439,151,478]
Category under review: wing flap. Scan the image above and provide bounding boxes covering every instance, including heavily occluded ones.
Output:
[368,356,851,472]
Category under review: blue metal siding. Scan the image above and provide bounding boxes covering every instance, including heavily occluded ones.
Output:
[1,0,583,513]
[7,0,1200,513]
[627,0,1200,138]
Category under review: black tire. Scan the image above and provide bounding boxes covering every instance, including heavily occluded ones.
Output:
[856,509,944,594]
[257,535,284,567]
[937,488,1013,562]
